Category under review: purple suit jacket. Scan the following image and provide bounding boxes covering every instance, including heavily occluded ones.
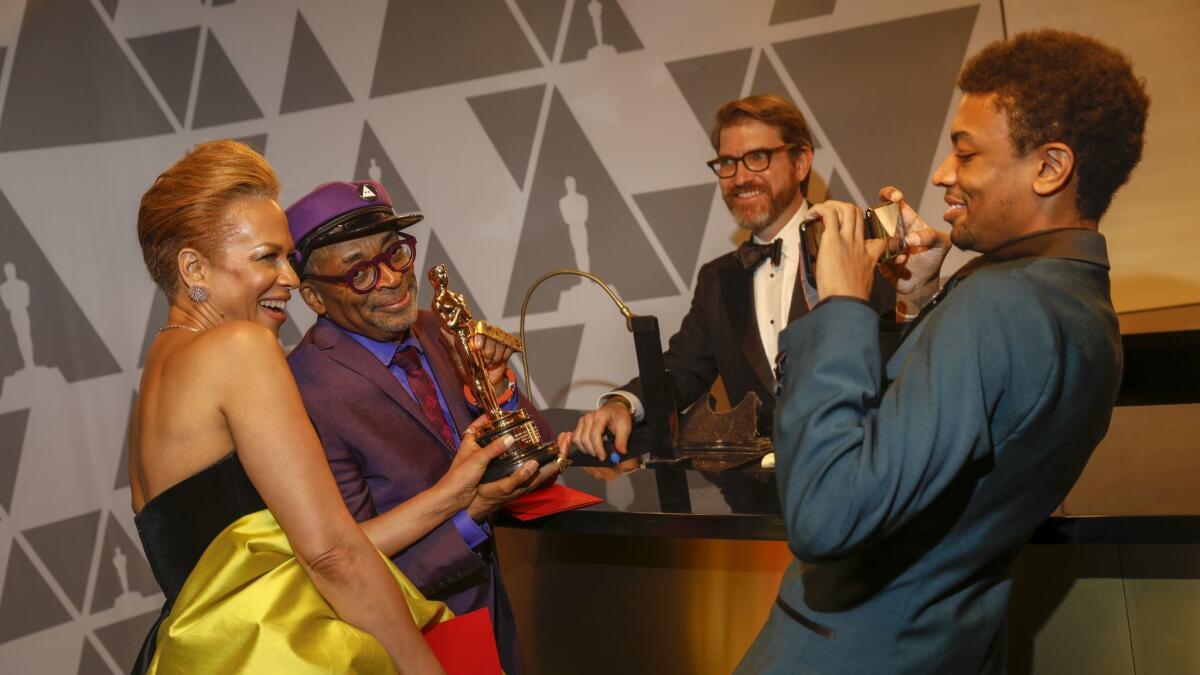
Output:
[288,310,549,674]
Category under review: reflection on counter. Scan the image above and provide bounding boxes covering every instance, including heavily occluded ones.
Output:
[549,408,781,513]
[526,393,1199,542]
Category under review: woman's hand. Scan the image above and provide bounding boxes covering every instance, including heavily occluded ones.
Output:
[440,415,517,510]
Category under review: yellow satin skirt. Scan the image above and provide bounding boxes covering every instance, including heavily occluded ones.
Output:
[147,509,452,674]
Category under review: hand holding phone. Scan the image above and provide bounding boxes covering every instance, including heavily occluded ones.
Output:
[799,202,907,288]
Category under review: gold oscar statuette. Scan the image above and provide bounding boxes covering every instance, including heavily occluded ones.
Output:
[429,264,559,482]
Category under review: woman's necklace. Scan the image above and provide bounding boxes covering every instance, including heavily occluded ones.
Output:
[157,324,203,335]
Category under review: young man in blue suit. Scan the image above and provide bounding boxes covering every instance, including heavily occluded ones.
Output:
[737,31,1149,674]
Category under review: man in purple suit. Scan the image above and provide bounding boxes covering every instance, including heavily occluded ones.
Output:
[285,180,560,674]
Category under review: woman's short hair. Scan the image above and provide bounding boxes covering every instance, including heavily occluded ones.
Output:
[137,140,280,298]
[710,94,815,195]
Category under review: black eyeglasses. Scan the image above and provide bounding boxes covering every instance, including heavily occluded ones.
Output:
[303,234,418,294]
[706,143,797,178]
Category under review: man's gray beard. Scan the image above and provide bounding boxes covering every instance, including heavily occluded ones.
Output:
[369,305,418,336]
[367,278,419,337]
[733,209,772,233]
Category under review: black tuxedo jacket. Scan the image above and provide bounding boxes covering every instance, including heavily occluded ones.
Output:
[622,250,895,434]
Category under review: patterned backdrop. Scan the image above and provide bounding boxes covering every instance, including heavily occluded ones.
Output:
[0,0,1006,671]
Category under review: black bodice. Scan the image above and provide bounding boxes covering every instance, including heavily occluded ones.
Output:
[130,452,266,674]
[134,452,266,603]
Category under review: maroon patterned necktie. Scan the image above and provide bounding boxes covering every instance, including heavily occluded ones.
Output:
[391,346,455,448]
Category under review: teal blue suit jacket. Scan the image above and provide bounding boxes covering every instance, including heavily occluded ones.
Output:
[738,229,1120,674]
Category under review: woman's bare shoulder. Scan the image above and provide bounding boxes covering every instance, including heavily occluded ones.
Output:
[188,321,281,361]
[157,320,287,388]
[200,320,280,349]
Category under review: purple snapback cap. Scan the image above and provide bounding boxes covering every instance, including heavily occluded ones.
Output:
[286,180,422,270]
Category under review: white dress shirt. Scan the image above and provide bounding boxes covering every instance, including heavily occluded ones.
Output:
[751,201,817,371]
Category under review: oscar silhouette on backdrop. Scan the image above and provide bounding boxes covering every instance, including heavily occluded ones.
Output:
[587,0,616,60]
[0,260,62,400]
[112,545,145,611]
[558,176,590,272]
[0,262,34,371]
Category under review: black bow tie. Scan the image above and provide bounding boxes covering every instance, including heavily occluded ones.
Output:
[736,238,783,270]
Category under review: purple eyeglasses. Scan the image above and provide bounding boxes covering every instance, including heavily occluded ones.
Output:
[302,233,418,294]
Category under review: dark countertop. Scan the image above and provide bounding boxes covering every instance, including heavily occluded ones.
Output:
[499,403,1200,545]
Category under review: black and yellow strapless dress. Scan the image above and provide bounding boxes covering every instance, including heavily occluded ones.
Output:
[131,452,451,674]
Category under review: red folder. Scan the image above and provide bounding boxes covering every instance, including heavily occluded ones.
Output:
[502,483,603,521]
[424,608,502,675]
